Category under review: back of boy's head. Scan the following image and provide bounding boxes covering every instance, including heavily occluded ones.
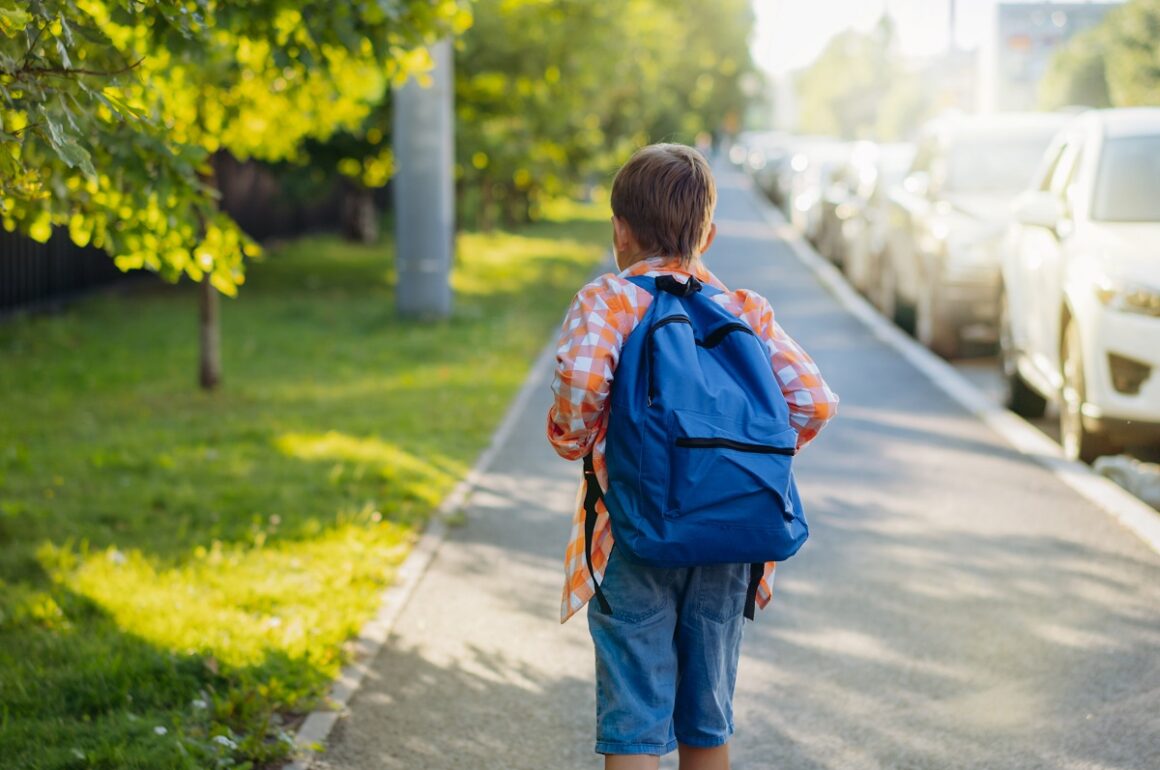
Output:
[611,143,717,267]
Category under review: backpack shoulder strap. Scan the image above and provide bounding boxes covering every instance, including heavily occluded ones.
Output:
[745,563,763,621]
[582,453,613,615]
[624,275,656,294]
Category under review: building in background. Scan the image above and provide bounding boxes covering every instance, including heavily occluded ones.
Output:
[979,1,1120,113]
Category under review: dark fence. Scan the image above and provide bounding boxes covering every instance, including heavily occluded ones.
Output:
[212,153,348,243]
[0,228,137,316]
[1,154,382,316]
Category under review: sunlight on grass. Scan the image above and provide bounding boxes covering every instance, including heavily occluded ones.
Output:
[539,195,611,222]
[454,232,603,298]
[52,513,413,670]
[275,431,463,507]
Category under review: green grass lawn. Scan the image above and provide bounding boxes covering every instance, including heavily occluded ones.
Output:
[0,202,609,769]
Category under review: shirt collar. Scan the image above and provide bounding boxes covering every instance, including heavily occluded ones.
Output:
[619,256,727,291]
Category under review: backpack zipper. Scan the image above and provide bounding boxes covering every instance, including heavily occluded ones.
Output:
[645,317,759,405]
[700,322,756,348]
[675,437,796,456]
[647,316,692,405]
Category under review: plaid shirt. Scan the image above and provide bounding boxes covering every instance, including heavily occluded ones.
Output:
[547,257,838,623]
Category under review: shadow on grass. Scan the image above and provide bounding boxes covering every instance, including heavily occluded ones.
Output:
[0,584,331,770]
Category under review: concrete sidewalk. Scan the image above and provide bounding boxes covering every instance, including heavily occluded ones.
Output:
[311,168,1160,770]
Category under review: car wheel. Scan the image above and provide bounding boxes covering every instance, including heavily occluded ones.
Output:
[916,277,961,359]
[875,254,897,320]
[998,289,1047,418]
[846,239,865,291]
[876,254,913,330]
[1060,318,1116,463]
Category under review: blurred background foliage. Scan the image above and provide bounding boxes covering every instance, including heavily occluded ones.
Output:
[454,0,756,228]
[1041,0,1160,110]
[793,16,932,141]
[0,0,468,295]
[792,0,1160,142]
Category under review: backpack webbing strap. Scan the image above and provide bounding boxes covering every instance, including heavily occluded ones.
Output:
[744,562,764,621]
[582,453,613,615]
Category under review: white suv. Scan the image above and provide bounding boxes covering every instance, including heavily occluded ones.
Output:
[1000,108,1160,462]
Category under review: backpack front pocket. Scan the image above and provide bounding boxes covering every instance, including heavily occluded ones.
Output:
[664,409,798,526]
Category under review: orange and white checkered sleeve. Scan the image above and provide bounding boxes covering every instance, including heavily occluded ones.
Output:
[731,289,839,449]
[546,274,642,461]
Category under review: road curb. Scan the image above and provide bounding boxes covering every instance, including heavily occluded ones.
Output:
[744,180,1160,556]
[281,335,563,769]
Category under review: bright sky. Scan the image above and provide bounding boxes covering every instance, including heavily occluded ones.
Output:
[751,0,1118,74]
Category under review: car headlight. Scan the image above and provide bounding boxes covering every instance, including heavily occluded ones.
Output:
[1094,276,1160,317]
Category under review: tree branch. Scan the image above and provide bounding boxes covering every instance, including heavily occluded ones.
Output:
[15,57,146,79]
[21,24,47,68]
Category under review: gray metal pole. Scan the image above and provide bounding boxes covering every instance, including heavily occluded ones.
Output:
[948,0,957,52]
[393,39,454,319]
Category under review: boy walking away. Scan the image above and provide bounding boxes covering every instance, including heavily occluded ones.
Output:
[547,144,838,770]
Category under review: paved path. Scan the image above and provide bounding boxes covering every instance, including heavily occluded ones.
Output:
[312,169,1160,770]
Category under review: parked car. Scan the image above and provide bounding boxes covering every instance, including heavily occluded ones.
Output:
[879,113,1071,357]
[835,142,915,293]
[747,133,795,204]
[999,108,1160,462]
[787,140,851,243]
[814,142,873,266]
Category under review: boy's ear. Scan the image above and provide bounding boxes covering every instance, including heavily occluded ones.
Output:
[613,215,640,269]
[612,216,631,253]
[699,223,718,254]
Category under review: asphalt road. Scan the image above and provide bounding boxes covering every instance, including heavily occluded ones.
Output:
[310,168,1160,770]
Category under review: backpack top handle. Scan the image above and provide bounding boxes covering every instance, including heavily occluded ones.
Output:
[655,274,703,297]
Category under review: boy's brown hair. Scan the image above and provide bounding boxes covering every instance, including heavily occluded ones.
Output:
[611,143,717,267]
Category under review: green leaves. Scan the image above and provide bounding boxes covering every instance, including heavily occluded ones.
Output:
[2,0,470,294]
[0,4,33,38]
[44,113,97,178]
[455,0,756,227]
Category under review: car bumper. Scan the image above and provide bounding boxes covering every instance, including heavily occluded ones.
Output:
[1083,308,1160,442]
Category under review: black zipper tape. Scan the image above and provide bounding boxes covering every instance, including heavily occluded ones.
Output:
[699,322,756,348]
[675,437,796,455]
[646,316,760,402]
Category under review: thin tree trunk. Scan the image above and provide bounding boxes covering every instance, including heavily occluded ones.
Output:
[199,276,221,390]
[341,182,380,243]
[481,177,494,232]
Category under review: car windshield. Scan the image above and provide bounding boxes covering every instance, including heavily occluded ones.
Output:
[942,133,1056,194]
[1092,135,1160,222]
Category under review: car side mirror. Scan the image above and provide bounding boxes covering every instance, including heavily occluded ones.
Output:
[1014,192,1063,231]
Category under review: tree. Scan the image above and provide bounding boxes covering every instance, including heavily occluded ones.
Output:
[1,0,469,388]
[795,17,899,139]
[1041,0,1160,110]
[1104,0,1160,106]
[1040,27,1112,109]
[454,0,755,228]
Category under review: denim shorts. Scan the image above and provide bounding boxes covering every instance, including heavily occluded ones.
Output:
[587,549,749,756]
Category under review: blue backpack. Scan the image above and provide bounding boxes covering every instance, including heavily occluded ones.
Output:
[582,274,808,620]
